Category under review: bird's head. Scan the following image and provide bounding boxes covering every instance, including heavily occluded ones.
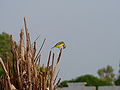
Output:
[63,44,66,49]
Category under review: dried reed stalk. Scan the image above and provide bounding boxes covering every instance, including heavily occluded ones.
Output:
[0,17,63,90]
[0,57,16,90]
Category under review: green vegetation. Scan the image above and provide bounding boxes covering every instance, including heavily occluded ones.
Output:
[115,75,120,85]
[59,80,68,87]
[59,65,118,90]
[0,32,12,60]
[59,74,112,89]
[97,65,115,83]
[0,68,4,77]
[0,32,12,77]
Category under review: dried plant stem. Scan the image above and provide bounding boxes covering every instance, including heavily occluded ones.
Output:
[53,78,61,90]
[49,53,54,90]
[20,28,25,60]
[24,17,32,90]
[0,17,63,90]
[47,50,52,68]
[53,69,60,85]
[0,57,16,90]
[34,38,46,62]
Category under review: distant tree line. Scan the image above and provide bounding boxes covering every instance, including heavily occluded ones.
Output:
[59,65,120,88]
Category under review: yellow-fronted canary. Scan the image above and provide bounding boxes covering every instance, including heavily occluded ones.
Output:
[51,41,66,49]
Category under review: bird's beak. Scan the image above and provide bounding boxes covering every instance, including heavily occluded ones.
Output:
[63,45,66,49]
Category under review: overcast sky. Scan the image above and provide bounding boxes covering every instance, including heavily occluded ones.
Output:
[0,0,120,80]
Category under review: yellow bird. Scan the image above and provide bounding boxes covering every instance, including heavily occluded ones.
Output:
[51,41,66,49]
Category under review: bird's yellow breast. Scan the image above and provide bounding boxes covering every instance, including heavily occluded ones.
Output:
[56,43,64,47]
